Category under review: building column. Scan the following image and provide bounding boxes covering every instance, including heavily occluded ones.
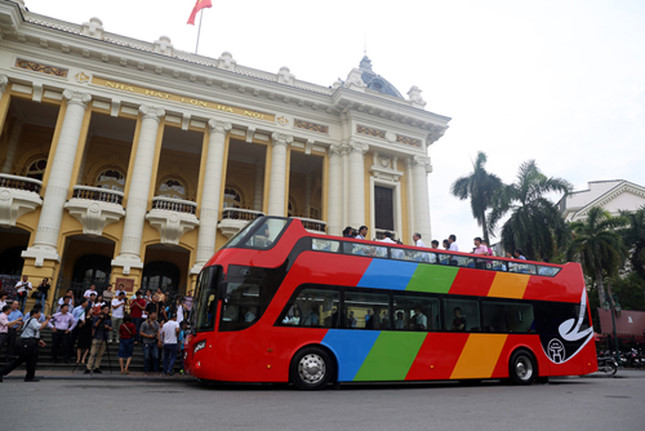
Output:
[191,119,231,274]
[326,143,343,236]
[22,90,91,266]
[253,162,264,211]
[267,132,293,216]
[112,105,165,274]
[411,155,433,243]
[347,140,369,229]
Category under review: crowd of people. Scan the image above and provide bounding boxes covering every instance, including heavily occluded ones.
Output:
[0,280,192,382]
[341,224,530,260]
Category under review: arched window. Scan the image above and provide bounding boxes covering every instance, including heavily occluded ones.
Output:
[72,254,111,289]
[96,169,125,191]
[223,186,243,208]
[158,178,187,199]
[25,158,47,180]
[142,261,180,296]
[288,197,297,217]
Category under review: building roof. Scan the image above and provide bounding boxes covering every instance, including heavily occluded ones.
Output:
[559,179,645,222]
[357,56,403,99]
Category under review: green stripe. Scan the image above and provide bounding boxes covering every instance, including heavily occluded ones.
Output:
[354,332,426,381]
[406,264,458,293]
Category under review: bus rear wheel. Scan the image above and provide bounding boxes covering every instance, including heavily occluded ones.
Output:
[509,350,537,385]
[290,346,334,390]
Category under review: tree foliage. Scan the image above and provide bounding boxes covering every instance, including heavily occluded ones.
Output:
[450,151,503,245]
[566,206,627,304]
[488,160,571,261]
[621,206,645,281]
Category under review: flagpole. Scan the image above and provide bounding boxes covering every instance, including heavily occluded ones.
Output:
[194,9,204,54]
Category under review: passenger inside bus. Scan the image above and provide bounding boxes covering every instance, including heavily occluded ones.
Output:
[452,307,466,331]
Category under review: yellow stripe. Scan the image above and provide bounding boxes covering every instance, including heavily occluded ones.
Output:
[451,334,507,379]
[488,272,530,299]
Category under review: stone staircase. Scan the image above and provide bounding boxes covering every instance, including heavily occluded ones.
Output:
[2,329,183,373]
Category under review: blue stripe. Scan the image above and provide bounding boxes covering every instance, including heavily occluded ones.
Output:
[322,330,380,381]
[357,259,418,290]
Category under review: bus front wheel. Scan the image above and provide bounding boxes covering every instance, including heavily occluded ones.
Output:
[509,350,537,385]
[290,346,334,390]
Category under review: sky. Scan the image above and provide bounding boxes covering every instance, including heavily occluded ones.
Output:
[24,0,645,249]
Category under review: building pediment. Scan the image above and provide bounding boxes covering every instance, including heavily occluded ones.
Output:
[567,181,645,221]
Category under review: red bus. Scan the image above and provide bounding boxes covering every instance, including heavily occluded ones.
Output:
[186,216,598,389]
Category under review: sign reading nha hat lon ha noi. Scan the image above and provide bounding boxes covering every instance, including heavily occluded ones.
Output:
[91,76,275,122]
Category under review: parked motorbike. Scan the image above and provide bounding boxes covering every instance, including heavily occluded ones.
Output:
[597,352,618,375]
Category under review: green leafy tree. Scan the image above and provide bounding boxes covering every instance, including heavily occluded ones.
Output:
[488,160,571,261]
[450,151,503,245]
[621,206,645,281]
[566,206,627,305]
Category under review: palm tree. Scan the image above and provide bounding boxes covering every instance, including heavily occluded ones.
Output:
[450,151,503,244]
[566,206,627,304]
[621,206,645,281]
[488,160,571,261]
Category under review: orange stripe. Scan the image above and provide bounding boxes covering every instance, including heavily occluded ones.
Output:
[487,272,530,299]
[450,334,507,379]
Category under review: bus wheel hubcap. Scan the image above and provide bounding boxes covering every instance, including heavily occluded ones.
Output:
[516,357,533,380]
[299,353,326,384]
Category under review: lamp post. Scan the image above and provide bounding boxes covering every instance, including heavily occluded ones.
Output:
[602,293,621,364]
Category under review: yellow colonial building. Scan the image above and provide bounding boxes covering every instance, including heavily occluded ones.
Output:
[0,0,449,305]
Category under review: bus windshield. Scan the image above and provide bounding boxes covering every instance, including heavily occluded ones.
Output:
[193,265,221,331]
[222,217,289,250]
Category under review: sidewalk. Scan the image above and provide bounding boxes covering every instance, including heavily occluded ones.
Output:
[2,368,194,382]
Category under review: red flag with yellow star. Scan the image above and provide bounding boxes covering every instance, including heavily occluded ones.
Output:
[187,0,212,25]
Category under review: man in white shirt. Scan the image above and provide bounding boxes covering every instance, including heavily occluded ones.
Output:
[15,276,33,313]
[448,234,459,252]
[413,232,426,248]
[160,315,180,375]
[83,284,98,300]
[110,291,127,343]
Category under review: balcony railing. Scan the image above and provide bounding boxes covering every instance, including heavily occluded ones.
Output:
[72,185,124,204]
[151,196,198,215]
[221,208,264,221]
[0,173,42,194]
[295,217,327,233]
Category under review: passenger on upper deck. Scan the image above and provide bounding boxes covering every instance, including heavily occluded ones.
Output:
[431,240,439,249]
[355,225,368,240]
[448,234,459,252]
[413,233,426,248]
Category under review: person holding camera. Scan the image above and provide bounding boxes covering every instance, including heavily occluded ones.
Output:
[0,306,51,382]
[15,276,32,313]
[84,304,112,374]
[140,310,160,375]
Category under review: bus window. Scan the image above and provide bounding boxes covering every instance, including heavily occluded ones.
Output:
[278,286,340,328]
[402,250,436,264]
[246,218,288,249]
[219,264,285,331]
[342,242,388,258]
[507,262,536,274]
[344,290,390,330]
[392,294,440,331]
[193,265,221,331]
[312,238,340,252]
[444,298,480,332]
[482,301,534,333]
[537,265,560,277]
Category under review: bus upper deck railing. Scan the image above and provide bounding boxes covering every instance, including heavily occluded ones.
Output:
[310,237,560,277]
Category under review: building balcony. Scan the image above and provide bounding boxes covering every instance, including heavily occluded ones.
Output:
[295,217,327,234]
[0,173,43,227]
[218,208,264,238]
[146,196,199,245]
[64,185,125,236]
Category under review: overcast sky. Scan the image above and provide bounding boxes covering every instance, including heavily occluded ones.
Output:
[25,0,645,249]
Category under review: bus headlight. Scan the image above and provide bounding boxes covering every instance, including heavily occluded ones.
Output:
[194,340,206,354]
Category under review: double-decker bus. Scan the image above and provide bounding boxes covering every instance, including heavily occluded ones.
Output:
[186,216,597,389]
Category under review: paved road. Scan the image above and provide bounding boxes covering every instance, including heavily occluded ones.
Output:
[1,371,643,431]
